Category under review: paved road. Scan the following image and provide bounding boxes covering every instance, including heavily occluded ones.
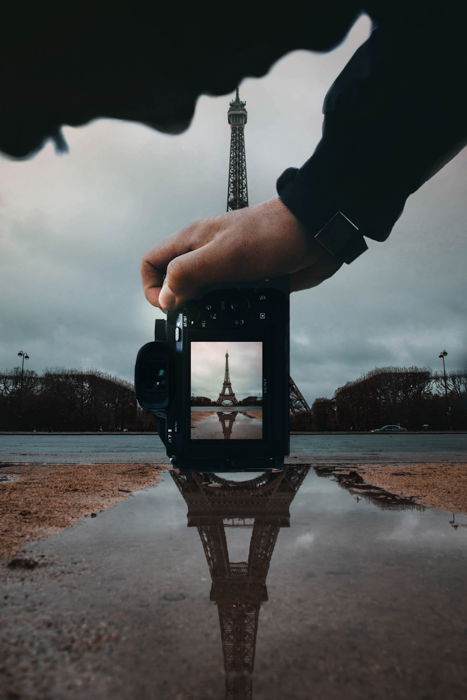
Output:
[1,432,466,464]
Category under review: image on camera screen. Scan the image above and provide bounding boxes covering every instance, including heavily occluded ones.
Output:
[190,341,263,440]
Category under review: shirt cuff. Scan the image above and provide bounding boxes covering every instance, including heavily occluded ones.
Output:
[277,162,369,265]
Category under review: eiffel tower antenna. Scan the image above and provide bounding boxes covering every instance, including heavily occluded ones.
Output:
[225,90,310,414]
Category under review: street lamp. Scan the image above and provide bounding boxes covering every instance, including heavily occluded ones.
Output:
[17,350,30,385]
[17,351,30,427]
[438,350,448,399]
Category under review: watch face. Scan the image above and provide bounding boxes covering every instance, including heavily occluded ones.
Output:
[315,211,367,264]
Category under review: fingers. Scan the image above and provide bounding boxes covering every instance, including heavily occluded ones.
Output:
[141,258,164,307]
[141,199,345,311]
[141,223,203,308]
[143,209,266,311]
[159,239,253,310]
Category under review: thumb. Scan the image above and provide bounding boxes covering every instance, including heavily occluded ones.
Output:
[158,244,219,311]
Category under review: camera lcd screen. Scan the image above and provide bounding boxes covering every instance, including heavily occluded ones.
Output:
[190,341,263,440]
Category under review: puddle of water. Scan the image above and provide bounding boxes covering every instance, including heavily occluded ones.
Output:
[191,408,262,439]
[1,467,466,700]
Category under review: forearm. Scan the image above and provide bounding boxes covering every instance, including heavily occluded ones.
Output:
[277,22,466,250]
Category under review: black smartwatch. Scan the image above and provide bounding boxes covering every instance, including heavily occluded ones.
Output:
[314,210,368,264]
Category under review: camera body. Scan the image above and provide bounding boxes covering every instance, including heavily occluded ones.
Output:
[135,278,290,471]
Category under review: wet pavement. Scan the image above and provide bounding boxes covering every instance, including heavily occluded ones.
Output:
[1,466,466,699]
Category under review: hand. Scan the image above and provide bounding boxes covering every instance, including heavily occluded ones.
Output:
[141,197,342,311]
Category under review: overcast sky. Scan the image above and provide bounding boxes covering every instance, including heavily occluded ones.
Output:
[191,342,262,401]
[0,15,465,405]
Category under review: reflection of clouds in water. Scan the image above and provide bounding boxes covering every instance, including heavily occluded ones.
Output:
[378,513,421,542]
[378,512,467,545]
[298,477,338,497]
[115,477,186,536]
[294,532,316,550]
[294,472,377,516]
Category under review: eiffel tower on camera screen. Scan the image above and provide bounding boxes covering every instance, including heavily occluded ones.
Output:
[190,341,263,440]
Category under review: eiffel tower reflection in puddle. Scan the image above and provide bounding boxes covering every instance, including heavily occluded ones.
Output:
[217,411,238,439]
[172,466,308,699]
[217,410,263,439]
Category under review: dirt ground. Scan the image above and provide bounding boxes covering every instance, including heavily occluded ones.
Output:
[0,463,165,561]
[1,461,466,563]
[353,462,467,513]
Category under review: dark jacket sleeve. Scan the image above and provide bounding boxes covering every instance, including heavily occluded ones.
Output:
[276,18,466,248]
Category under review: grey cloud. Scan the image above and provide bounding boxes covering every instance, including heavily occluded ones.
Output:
[0,14,465,405]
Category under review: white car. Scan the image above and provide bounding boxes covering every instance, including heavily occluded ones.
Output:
[370,424,408,433]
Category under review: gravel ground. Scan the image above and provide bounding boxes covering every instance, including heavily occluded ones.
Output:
[353,462,467,513]
[0,463,165,561]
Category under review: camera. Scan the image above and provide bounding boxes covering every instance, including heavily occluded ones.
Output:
[135,278,290,471]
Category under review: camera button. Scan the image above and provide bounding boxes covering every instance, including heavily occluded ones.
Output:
[256,292,272,305]
[230,298,250,313]
[184,303,201,322]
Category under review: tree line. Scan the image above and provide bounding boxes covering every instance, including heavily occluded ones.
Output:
[3,365,466,432]
[0,368,154,431]
[290,366,467,431]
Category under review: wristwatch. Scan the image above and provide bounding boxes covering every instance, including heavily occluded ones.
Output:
[314,210,368,265]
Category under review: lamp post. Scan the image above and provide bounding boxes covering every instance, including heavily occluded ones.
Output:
[18,350,30,388]
[17,351,29,428]
[438,349,450,429]
[438,350,448,399]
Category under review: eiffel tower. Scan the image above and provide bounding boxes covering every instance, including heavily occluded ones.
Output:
[171,466,309,699]
[226,90,309,414]
[217,350,239,406]
[227,88,249,211]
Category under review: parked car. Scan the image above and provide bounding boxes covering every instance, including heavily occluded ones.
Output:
[370,424,408,433]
